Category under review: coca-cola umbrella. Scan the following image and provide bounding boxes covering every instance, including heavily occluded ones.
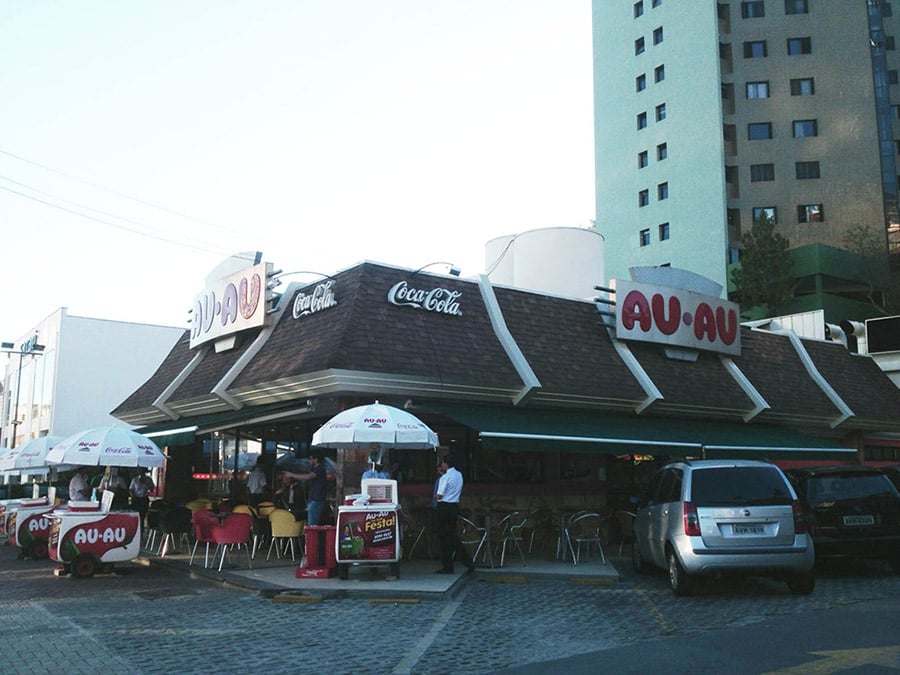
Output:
[45,426,166,468]
[0,435,68,475]
[311,401,439,450]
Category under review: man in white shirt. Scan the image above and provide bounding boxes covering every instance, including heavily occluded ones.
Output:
[68,469,90,501]
[247,458,267,506]
[433,454,475,574]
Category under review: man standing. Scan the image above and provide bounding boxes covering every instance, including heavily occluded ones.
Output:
[129,468,154,525]
[247,458,267,507]
[68,468,91,501]
[291,454,328,526]
[433,454,475,574]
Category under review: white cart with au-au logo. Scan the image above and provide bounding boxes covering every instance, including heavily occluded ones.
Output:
[335,479,402,579]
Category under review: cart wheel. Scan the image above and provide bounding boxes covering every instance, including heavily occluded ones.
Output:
[338,563,349,580]
[72,554,98,579]
[389,563,400,579]
[30,540,49,559]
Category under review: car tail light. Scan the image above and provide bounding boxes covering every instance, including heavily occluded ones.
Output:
[683,501,701,536]
[792,500,808,535]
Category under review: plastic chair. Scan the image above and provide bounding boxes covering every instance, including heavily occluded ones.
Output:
[232,504,256,517]
[494,511,528,567]
[158,506,192,557]
[566,512,605,565]
[184,498,213,513]
[189,510,216,568]
[257,502,277,518]
[144,500,168,552]
[614,510,637,556]
[211,512,253,572]
[266,508,304,562]
[250,512,271,559]
[457,515,491,567]
[403,508,432,560]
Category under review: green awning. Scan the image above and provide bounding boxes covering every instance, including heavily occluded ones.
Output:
[421,402,856,460]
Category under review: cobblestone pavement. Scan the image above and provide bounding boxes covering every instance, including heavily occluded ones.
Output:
[2,542,898,675]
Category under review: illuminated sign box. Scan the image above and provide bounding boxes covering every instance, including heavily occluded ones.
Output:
[190,262,271,349]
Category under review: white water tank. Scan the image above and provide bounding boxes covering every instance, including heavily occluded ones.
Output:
[484,227,605,299]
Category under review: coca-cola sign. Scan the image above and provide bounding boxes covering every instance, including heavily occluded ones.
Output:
[292,281,338,319]
[615,279,740,356]
[387,280,462,316]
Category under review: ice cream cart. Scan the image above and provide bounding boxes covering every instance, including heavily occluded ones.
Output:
[335,478,402,579]
[0,498,22,544]
[48,499,141,578]
[9,497,57,558]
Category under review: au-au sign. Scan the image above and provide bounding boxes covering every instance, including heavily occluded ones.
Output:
[615,280,741,356]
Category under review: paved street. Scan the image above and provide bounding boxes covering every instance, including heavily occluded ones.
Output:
[1,541,898,674]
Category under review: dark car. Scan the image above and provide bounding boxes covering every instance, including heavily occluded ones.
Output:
[787,465,900,573]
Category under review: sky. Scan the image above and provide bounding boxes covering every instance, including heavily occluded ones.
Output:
[0,1,595,344]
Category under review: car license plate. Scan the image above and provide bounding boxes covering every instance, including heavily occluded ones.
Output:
[842,514,874,527]
[733,524,765,535]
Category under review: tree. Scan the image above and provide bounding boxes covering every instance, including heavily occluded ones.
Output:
[840,224,898,315]
[731,214,794,316]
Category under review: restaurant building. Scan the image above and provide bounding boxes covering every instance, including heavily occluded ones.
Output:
[111,256,900,541]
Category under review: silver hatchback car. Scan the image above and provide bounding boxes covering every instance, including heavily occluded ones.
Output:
[632,459,815,595]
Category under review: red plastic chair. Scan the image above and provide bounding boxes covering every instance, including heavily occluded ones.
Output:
[189,509,217,568]
[211,512,253,572]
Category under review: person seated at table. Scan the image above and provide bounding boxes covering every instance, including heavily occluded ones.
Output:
[274,474,307,521]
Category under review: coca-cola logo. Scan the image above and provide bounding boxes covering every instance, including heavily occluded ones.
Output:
[292,281,338,319]
[386,281,462,316]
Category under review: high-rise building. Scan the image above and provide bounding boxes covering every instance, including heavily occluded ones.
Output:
[592,0,899,299]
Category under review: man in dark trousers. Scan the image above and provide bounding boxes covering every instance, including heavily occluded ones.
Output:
[433,454,475,574]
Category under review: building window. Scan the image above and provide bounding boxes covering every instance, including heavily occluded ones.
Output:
[659,222,670,240]
[750,163,775,182]
[742,1,765,18]
[798,203,824,222]
[639,189,650,207]
[635,37,645,55]
[795,161,820,179]
[655,64,665,82]
[636,74,647,92]
[743,40,768,58]
[634,1,644,18]
[788,37,812,55]
[656,103,666,121]
[657,142,668,160]
[746,81,769,98]
[790,77,815,95]
[748,122,773,140]
[884,3,893,18]
[891,70,900,85]
[896,140,900,155]
[638,150,649,168]
[653,26,664,44]
[793,119,818,137]
[640,229,651,246]
[637,112,648,129]
[658,182,669,200]
[652,0,661,7]
[887,36,896,51]
[727,246,741,264]
[753,206,777,223]
[785,0,808,14]
[894,105,900,120]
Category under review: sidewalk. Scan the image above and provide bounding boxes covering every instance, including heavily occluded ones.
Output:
[138,543,621,600]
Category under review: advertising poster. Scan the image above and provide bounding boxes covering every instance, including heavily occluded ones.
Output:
[336,509,399,562]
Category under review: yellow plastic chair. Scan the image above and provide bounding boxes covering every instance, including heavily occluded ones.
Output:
[266,508,304,562]
[232,504,257,517]
[257,502,277,518]
[184,498,213,513]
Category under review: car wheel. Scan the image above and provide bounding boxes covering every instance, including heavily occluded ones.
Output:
[667,549,693,596]
[631,540,648,574]
[786,571,815,595]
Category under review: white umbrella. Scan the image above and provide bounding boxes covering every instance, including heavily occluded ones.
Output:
[45,426,166,468]
[0,436,67,475]
[312,401,439,450]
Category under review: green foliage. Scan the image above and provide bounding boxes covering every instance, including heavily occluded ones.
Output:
[731,214,794,315]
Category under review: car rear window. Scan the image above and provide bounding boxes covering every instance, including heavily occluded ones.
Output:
[805,474,899,506]
[690,467,793,506]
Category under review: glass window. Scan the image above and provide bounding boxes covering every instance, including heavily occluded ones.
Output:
[748,122,773,140]
[887,36,896,51]
[746,81,769,98]
[637,112,648,129]
[636,74,647,92]
[753,206,777,223]
[635,37,645,55]
[638,150,649,168]
[741,1,766,18]
[634,1,644,18]
[640,229,651,246]
[885,2,893,18]
[894,104,900,119]
[793,119,818,137]
[653,26,664,44]
[659,222,670,240]
[891,70,900,85]
[785,0,808,14]
[657,182,669,200]
[795,161,820,179]
[788,37,812,55]
[790,77,815,95]
[743,40,768,58]
[639,190,649,207]
[657,142,667,160]
[750,163,775,182]
[652,0,662,6]
[798,203,824,222]
[656,103,666,121]
[655,64,665,82]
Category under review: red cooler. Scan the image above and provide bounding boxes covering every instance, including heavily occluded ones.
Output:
[298,525,337,578]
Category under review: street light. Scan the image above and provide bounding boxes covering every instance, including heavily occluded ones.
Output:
[2,337,45,449]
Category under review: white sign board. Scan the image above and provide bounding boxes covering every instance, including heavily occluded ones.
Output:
[190,262,271,349]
